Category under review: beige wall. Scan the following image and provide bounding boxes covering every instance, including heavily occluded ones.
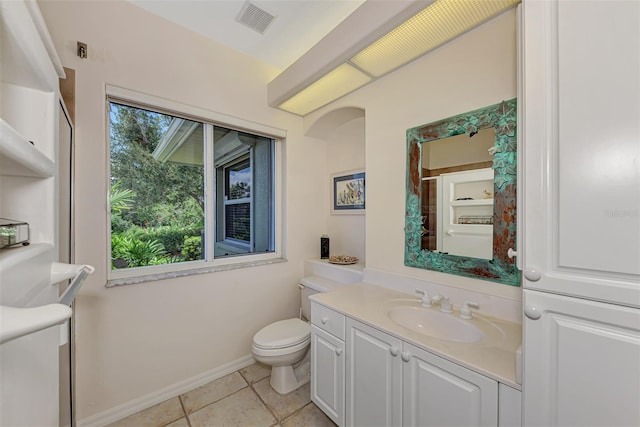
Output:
[39,0,326,420]
[424,128,495,170]
[305,8,521,299]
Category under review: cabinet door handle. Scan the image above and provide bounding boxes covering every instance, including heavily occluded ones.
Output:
[335,348,342,356]
[524,305,542,320]
[321,317,328,325]
[390,346,399,357]
[401,352,411,362]
[524,268,541,282]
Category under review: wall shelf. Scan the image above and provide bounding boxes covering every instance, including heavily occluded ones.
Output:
[0,242,52,270]
[0,243,54,307]
[0,119,55,177]
[0,303,72,344]
[447,224,493,235]
[450,199,493,207]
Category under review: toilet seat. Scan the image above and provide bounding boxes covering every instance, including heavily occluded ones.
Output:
[253,318,310,349]
[251,336,310,358]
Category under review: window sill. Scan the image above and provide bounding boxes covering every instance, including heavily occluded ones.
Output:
[106,257,288,288]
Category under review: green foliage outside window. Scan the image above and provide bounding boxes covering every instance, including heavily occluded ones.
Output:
[109,103,204,269]
[182,235,202,261]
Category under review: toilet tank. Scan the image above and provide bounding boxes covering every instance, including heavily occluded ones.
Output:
[299,276,347,320]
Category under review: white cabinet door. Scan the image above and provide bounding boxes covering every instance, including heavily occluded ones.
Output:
[311,325,345,426]
[498,384,521,427]
[523,290,640,427]
[522,0,640,306]
[402,342,498,427]
[346,318,402,427]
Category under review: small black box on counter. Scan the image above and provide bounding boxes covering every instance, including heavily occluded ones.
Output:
[320,235,330,259]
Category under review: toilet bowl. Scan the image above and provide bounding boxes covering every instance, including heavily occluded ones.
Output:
[252,275,345,395]
[252,318,311,394]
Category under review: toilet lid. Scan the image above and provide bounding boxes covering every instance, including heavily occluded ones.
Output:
[253,318,310,349]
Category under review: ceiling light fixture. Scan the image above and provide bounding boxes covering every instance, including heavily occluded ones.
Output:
[268,0,520,116]
[278,63,372,116]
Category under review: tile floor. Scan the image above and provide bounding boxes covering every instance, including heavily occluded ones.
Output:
[106,362,336,427]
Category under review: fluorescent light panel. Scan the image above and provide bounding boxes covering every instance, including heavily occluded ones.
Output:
[277,0,520,115]
[350,0,520,77]
[278,63,372,116]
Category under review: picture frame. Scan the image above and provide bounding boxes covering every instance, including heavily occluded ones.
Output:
[331,169,365,214]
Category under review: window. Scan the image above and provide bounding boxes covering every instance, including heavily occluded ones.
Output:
[107,88,282,283]
[224,156,252,243]
[214,130,274,258]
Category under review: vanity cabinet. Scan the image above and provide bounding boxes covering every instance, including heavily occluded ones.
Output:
[344,317,499,427]
[310,304,346,426]
[311,293,522,427]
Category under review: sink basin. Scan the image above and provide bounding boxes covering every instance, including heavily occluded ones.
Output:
[388,306,495,343]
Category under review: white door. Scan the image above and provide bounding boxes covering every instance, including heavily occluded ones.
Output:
[402,342,498,427]
[311,325,345,426]
[522,0,640,306]
[523,290,640,427]
[346,318,402,427]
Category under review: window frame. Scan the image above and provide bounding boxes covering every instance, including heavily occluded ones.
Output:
[105,85,285,286]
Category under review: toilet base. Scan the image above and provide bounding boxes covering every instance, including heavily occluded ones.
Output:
[269,351,311,395]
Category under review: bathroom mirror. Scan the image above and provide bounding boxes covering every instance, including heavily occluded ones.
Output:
[405,99,521,286]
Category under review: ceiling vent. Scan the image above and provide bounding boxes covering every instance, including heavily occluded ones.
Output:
[236,1,276,35]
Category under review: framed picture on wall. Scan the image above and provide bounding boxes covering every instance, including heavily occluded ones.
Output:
[331,170,365,214]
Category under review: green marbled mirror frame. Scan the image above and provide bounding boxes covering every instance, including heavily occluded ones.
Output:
[405,99,521,286]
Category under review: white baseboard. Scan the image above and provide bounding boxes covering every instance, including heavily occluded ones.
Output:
[77,354,256,427]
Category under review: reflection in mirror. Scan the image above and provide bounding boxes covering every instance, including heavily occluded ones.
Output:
[405,99,520,286]
[421,128,495,260]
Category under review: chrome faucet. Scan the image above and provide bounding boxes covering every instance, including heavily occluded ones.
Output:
[415,288,432,307]
[459,301,480,319]
[432,294,453,313]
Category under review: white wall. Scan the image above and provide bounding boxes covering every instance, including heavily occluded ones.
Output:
[305,9,522,300]
[39,0,325,421]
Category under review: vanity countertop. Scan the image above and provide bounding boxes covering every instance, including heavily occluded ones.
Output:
[310,282,522,390]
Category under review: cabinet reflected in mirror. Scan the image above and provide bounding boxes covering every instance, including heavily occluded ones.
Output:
[421,128,495,260]
[405,99,520,286]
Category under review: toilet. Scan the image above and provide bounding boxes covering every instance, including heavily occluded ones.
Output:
[252,276,341,394]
